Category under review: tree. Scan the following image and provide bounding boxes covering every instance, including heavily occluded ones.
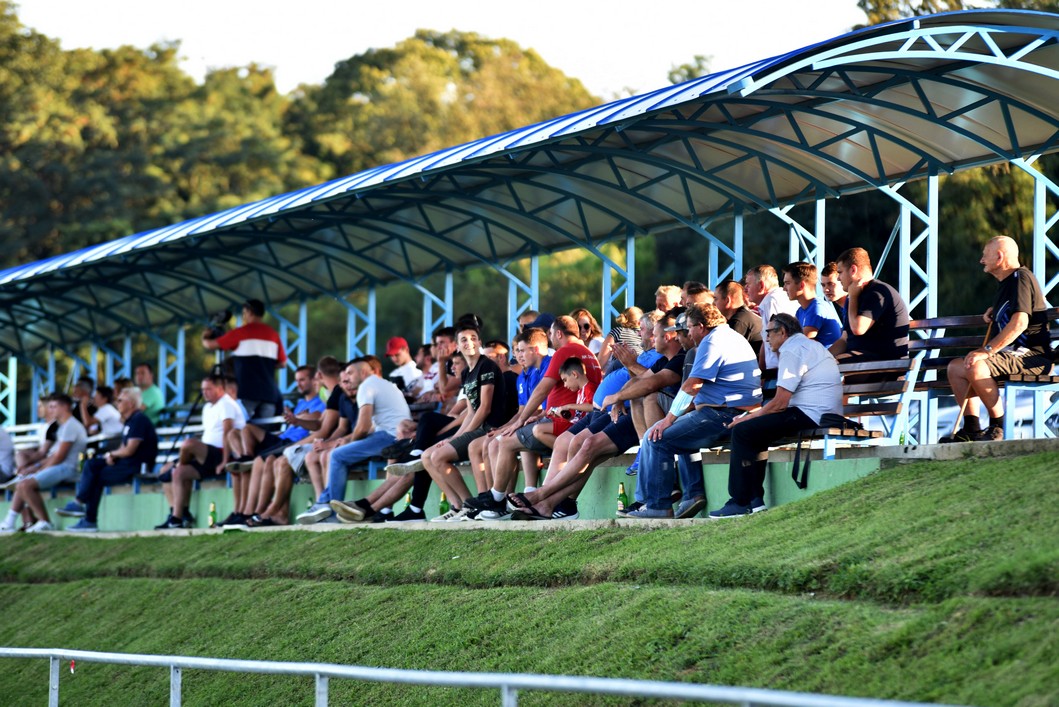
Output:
[286,29,600,177]
[667,55,712,85]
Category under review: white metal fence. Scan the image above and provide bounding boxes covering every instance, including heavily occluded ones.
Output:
[0,647,968,706]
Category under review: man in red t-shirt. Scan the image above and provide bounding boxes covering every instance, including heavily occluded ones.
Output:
[202,299,288,419]
[482,315,602,504]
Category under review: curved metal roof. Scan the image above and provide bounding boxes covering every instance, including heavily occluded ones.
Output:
[2,9,1059,358]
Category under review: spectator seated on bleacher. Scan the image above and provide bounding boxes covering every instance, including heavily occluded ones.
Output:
[942,235,1053,443]
[82,385,124,446]
[218,364,325,527]
[14,398,57,475]
[709,313,842,519]
[385,336,422,394]
[154,374,246,530]
[597,306,644,374]
[0,394,88,533]
[782,262,843,349]
[626,303,762,519]
[713,279,763,356]
[242,357,351,527]
[404,321,512,523]
[56,387,159,532]
[820,261,848,319]
[828,247,910,371]
[298,356,410,525]
[134,362,165,425]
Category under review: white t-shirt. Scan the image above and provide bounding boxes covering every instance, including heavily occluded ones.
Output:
[93,403,124,437]
[388,360,422,391]
[356,375,411,437]
[201,394,246,448]
[777,333,843,424]
[759,287,799,369]
[0,427,13,477]
[51,417,88,466]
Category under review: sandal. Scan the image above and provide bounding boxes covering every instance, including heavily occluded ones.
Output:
[506,492,533,512]
[510,505,551,521]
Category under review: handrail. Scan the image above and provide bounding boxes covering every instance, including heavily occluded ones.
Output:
[0,647,966,707]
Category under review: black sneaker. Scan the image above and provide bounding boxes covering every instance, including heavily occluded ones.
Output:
[380,438,414,458]
[387,507,427,522]
[182,510,196,529]
[617,501,644,517]
[220,512,248,527]
[973,424,1004,442]
[939,428,977,443]
[154,515,183,530]
[551,498,579,520]
[371,511,393,523]
[463,491,501,512]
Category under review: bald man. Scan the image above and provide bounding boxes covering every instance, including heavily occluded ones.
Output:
[943,236,1052,442]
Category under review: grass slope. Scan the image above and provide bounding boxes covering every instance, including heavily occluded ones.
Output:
[0,451,1055,706]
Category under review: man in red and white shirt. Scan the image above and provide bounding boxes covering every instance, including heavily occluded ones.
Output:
[202,299,287,419]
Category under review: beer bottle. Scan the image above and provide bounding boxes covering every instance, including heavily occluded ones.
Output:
[617,483,629,512]
[208,502,217,528]
[439,492,450,515]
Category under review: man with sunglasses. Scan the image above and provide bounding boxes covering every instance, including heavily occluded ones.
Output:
[710,313,842,518]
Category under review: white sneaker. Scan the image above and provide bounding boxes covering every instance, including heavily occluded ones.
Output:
[26,520,53,533]
[329,500,366,523]
[295,503,333,525]
[0,524,17,534]
[446,507,474,522]
[384,459,424,476]
[429,508,460,522]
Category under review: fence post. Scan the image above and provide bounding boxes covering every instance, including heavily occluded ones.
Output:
[170,665,182,706]
[49,656,59,707]
[501,684,518,706]
[315,673,329,706]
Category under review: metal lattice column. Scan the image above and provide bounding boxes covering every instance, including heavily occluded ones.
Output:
[415,271,453,346]
[343,288,376,360]
[705,210,744,290]
[503,255,539,342]
[273,302,307,394]
[1012,157,1059,299]
[0,357,15,425]
[599,231,636,333]
[156,329,186,407]
[772,198,826,271]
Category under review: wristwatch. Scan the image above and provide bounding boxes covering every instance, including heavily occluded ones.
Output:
[984,344,994,355]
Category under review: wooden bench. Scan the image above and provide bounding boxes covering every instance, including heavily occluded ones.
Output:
[907,307,1059,443]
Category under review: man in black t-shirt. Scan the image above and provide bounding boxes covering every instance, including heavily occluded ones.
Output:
[422,323,508,520]
[829,247,910,362]
[714,280,763,355]
[60,387,158,532]
[944,236,1053,442]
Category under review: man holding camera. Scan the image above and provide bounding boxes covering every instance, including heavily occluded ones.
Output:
[202,299,287,420]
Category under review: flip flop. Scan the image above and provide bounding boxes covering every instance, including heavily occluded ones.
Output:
[511,505,551,521]
[246,516,277,528]
[506,492,533,512]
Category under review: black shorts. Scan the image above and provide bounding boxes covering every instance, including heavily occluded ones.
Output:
[445,426,492,462]
[602,413,641,453]
[515,421,553,454]
[985,349,1053,379]
[567,410,609,436]
[258,431,284,453]
[257,438,292,460]
[190,445,225,478]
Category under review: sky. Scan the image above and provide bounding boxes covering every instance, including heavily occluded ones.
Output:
[14,0,868,99]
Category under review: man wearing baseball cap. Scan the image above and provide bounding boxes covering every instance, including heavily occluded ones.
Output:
[385,336,421,392]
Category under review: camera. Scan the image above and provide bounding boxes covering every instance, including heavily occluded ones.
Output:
[203,309,232,340]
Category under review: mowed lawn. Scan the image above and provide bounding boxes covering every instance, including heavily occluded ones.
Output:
[0,450,1055,706]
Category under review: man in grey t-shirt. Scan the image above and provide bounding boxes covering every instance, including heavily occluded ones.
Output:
[711,313,842,519]
[1,394,88,533]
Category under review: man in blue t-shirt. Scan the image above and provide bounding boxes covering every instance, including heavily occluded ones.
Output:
[58,387,158,532]
[782,261,842,348]
[220,364,326,526]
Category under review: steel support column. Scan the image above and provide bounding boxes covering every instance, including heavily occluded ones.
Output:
[1012,156,1059,299]
[503,255,539,342]
[156,328,186,407]
[343,287,376,360]
[96,338,132,385]
[600,231,635,332]
[772,197,826,271]
[705,210,743,289]
[30,349,56,423]
[415,271,453,346]
[273,301,308,394]
[0,357,15,425]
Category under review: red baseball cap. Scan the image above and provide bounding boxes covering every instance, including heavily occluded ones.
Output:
[385,336,409,355]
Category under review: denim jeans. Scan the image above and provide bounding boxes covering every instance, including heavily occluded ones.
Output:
[638,407,735,510]
[77,456,139,523]
[318,431,395,503]
[633,452,705,505]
